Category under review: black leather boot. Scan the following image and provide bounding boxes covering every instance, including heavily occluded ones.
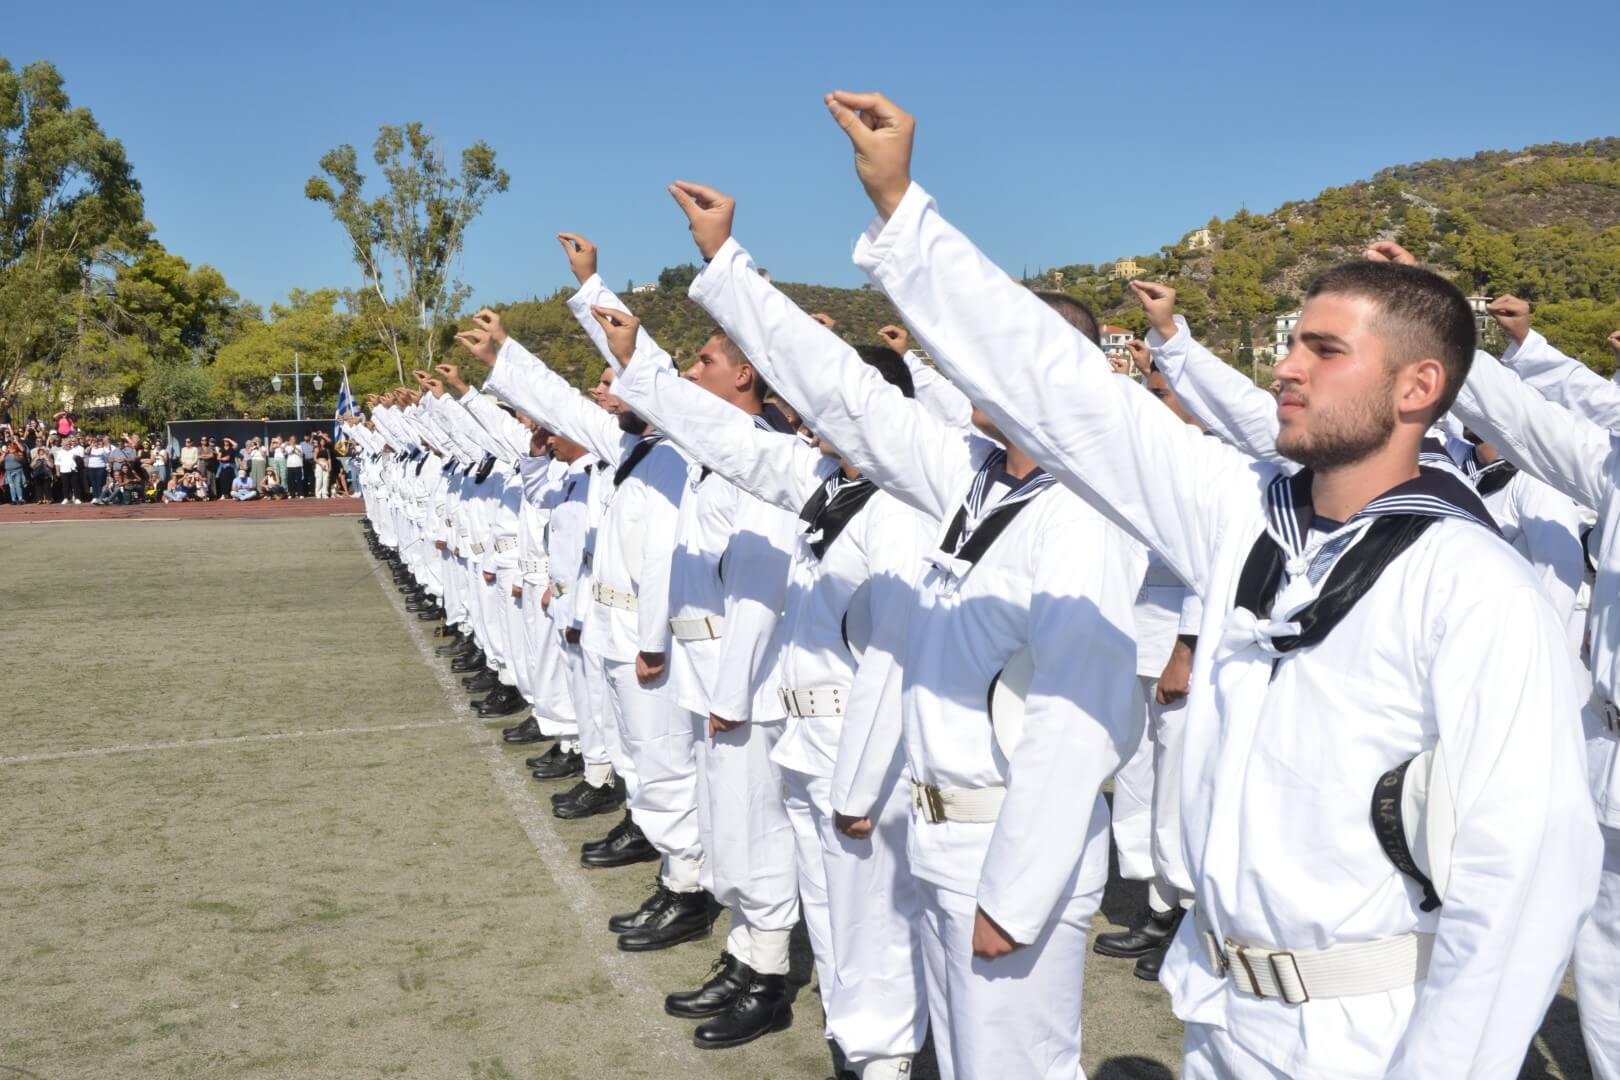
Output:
[665,953,753,1019]
[449,649,486,673]
[616,890,714,952]
[555,781,622,820]
[530,744,583,779]
[463,670,500,692]
[1093,906,1184,959]
[607,874,668,932]
[497,710,543,736]
[692,973,790,1048]
[581,821,659,867]
[435,634,470,656]
[1135,938,1172,982]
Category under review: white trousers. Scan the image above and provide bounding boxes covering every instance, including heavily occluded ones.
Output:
[603,657,702,892]
[524,594,576,732]
[784,762,927,1069]
[691,713,799,956]
[1181,1021,1290,1080]
[1111,674,1191,907]
[1577,822,1620,1080]
[916,864,1104,1080]
[495,574,526,689]
[572,645,614,787]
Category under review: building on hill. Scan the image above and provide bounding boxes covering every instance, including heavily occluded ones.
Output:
[1100,324,1135,357]
[1274,309,1302,358]
[1109,258,1142,280]
[1184,228,1214,252]
[632,283,658,294]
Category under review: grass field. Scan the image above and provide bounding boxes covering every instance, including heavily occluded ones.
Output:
[0,515,1595,1079]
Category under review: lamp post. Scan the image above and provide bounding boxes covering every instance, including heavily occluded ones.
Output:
[270,352,325,420]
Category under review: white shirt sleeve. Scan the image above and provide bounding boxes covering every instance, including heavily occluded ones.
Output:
[690,235,974,524]
[1150,318,1284,462]
[1509,476,1587,633]
[1502,328,1620,432]
[708,496,794,723]
[634,447,687,655]
[614,349,825,514]
[486,338,625,466]
[851,181,1262,595]
[900,349,976,432]
[565,274,664,374]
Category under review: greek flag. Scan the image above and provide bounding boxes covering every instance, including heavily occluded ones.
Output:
[333,369,356,440]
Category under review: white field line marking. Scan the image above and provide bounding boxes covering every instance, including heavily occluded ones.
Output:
[0,719,464,766]
[361,530,715,1071]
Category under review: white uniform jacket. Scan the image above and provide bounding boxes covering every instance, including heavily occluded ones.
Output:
[851,181,1599,1078]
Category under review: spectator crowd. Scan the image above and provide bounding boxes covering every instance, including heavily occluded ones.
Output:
[0,414,364,507]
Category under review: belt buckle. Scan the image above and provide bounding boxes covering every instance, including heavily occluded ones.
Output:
[1600,700,1620,735]
[777,688,792,714]
[1268,951,1309,1005]
[923,784,946,824]
[1227,940,1262,997]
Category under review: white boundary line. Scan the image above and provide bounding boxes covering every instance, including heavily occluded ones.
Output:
[0,719,463,766]
[358,528,716,1072]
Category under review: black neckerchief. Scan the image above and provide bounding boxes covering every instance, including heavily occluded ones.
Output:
[613,433,664,488]
[1235,466,1499,654]
[474,454,496,483]
[699,409,793,484]
[1464,448,1519,498]
[798,475,879,559]
[939,449,1057,566]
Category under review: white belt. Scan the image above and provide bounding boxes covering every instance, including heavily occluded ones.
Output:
[470,541,486,555]
[671,614,724,641]
[551,580,571,598]
[911,781,1005,824]
[592,582,637,611]
[1593,692,1620,736]
[1196,908,1432,1004]
[494,536,517,554]
[520,557,545,576]
[778,687,846,717]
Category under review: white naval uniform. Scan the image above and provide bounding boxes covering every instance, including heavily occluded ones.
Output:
[486,339,703,893]
[1454,340,1620,1080]
[1115,552,1201,910]
[616,342,933,1069]
[854,181,1599,1079]
[568,274,799,973]
[517,454,578,737]
[691,235,1143,1080]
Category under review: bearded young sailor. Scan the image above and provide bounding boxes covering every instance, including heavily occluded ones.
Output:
[465,315,718,953]
[667,180,1141,1080]
[598,288,933,1078]
[1094,349,1204,984]
[556,233,801,1045]
[823,89,1599,1079]
[1447,315,1620,1080]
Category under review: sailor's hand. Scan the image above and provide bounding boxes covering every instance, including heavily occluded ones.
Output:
[878,324,908,354]
[635,650,667,685]
[667,181,735,261]
[824,90,914,220]
[557,232,598,285]
[1608,330,1620,358]
[1156,638,1193,705]
[1125,338,1152,375]
[483,571,497,585]
[1364,240,1418,266]
[1129,281,1178,341]
[1486,295,1532,345]
[834,813,872,840]
[810,312,837,331]
[472,308,509,346]
[971,907,1021,960]
[455,328,498,366]
[511,583,523,599]
[435,364,470,395]
[589,306,641,367]
[708,713,744,738]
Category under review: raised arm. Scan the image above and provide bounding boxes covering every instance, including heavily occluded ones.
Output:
[1147,310,1284,462]
[464,317,625,467]
[607,329,829,513]
[880,324,976,432]
[669,182,973,523]
[1492,294,1620,430]
[1451,348,1611,513]
[556,233,666,375]
[825,91,1257,591]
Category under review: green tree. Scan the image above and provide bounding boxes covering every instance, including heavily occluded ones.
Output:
[0,58,147,415]
[306,123,509,384]
[1397,207,1435,260]
[657,264,700,291]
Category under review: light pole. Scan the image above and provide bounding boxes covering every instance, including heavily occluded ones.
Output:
[270,352,325,420]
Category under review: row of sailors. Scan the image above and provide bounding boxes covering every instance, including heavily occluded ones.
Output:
[338,91,1620,1080]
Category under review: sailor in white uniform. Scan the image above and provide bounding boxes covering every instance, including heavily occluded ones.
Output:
[822,90,1598,1078]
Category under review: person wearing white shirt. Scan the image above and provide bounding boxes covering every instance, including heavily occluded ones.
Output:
[470,313,716,954]
[822,90,1598,1078]
[669,181,1142,1080]
[53,440,81,504]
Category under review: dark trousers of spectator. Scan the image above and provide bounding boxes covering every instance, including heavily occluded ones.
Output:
[286,465,305,498]
[87,466,107,502]
[217,463,235,500]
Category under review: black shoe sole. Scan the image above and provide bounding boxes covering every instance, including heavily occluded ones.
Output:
[617,918,712,953]
[531,763,584,781]
[501,730,546,742]
[1091,938,1167,960]
[554,797,623,821]
[692,1006,792,1048]
[1133,964,1164,983]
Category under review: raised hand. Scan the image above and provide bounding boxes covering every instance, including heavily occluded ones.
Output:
[455,328,498,366]
[557,232,598,285]
[878,324,908,354]
[423,377,445,397]
[472,308,508,346]
[412,368,431,385]
[1364,240,1418,266]
[810,312,838,331]
[1125,338,1152,374]
[667,181,735,261]
[435,363,470,395]
[1129,280,1178,340]
[824,90,914,219]
[589,306,641,367]
[1606,330,1620,358]
[1486,295,1532,345]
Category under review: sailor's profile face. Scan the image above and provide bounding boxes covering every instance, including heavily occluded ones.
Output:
[1273,293,1396,470]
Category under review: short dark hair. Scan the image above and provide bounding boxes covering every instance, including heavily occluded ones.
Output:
[1306,261,1475,417]
[1033,290,1101,346]
[854,345,916,399]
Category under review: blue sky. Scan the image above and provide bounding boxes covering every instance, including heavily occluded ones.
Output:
[10,0,1619,311]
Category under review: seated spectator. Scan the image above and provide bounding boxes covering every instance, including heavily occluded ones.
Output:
[187,472,211,501]
[231,471,258,500]
[258,470,286,499]
[162,477,188,503]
